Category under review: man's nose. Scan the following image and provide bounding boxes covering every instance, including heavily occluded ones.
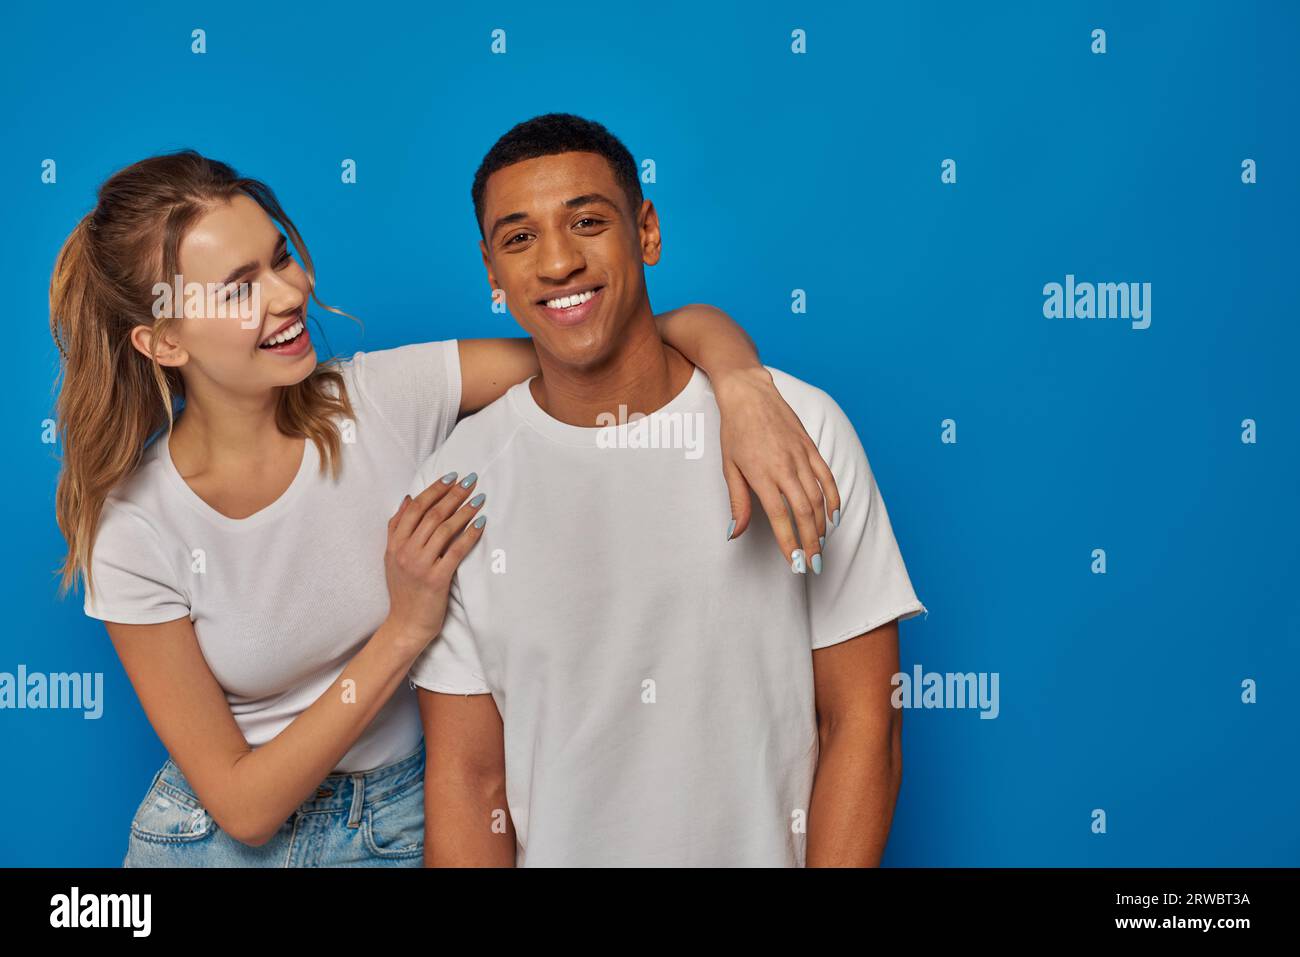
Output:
[536,229,585,280]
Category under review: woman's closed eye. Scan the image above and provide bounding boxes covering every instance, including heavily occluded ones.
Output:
[224,247,293,300]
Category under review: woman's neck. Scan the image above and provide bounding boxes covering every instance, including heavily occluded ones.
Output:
[168,384,290,474]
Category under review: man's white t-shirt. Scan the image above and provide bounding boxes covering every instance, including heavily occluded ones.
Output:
[83,340,462,772]
[408,364,926,866]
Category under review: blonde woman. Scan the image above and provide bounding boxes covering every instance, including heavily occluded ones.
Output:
[50,150,841,867]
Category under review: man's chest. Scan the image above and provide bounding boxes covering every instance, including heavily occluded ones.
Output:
[452,463,810,682]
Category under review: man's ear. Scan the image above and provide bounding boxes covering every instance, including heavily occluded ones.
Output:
[129,322,188,368]
[638,199,661,267]
[479,239,496,288]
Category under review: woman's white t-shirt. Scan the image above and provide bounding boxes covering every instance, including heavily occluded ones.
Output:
[82,340,462,772]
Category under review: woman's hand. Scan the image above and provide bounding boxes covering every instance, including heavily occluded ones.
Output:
[654,303,841,572]
[714,367,841,573]
[384,471,486,648]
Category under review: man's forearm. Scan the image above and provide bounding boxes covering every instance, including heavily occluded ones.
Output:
[423,769,516,867]
[805,716,902,866]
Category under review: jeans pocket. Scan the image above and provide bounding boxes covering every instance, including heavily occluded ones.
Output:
[362,779,424,859]
[129,774,215,845]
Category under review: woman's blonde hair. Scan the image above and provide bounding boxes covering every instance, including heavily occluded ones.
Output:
[50,150,356,598]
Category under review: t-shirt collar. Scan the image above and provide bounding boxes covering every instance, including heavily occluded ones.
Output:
[507,364,709,447]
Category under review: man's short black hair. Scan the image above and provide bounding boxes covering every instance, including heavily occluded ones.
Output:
[471,113,643,240]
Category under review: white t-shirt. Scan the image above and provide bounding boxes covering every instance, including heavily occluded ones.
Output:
[83,340,462,773]
[408,364,926,866]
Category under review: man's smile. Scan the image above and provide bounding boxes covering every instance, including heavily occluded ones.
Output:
[536,283,604,326]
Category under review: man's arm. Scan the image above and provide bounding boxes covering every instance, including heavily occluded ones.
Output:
[418,688,515,866]
[806,618,904,867]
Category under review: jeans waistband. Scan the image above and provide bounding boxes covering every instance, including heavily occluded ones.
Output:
[154,740,425,816]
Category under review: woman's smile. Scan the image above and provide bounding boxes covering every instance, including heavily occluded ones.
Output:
[257,312,312,356]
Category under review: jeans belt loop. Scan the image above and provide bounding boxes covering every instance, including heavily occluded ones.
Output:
[347,772,366,828]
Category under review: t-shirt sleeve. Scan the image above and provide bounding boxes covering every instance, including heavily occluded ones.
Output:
[83,502,191,625]
[347,339,463,467]
[408,579,490,695]
[405,460,490,695]
[798,379,927,650]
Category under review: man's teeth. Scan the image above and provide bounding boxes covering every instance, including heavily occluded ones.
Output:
[545,289,596,310]
[261,319,304,347]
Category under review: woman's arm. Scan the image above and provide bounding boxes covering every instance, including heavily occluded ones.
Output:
[456,338,540,417]
[455,305,842,568]
[108,613,423,846]
[107,477,486,847]
[657,303,842,570]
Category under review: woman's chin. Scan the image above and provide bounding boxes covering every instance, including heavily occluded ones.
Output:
[261,345,319,384]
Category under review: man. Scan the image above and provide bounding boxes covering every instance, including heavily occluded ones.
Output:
[408,113,926,866]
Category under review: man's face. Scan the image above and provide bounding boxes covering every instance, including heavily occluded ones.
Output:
[478,151,660,370]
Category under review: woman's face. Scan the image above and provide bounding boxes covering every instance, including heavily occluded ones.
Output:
[147,193,316,395]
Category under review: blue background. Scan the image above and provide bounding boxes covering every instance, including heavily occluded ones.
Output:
[2,0,1296,866]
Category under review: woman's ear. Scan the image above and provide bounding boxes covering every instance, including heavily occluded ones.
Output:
[129,323,188,367]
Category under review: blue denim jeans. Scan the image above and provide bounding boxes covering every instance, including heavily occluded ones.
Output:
[122,741,425,867]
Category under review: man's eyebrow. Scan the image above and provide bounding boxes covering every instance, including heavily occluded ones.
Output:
[489,210,529,240]
[488,194,622,240]
[220,234,285,286]
[563,193,621,212]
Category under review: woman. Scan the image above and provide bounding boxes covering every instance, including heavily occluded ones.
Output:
[51,150,840,866]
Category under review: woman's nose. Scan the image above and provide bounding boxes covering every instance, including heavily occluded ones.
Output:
[261,267,306,313]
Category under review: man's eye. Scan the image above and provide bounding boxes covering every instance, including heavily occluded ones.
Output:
[576,218,603,228]
[505,232,529,246]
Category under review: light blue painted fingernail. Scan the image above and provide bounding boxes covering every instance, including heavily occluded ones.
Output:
[831,508,841,528]
[473,514,487,529]
[791,549,806,574]
[468,493,485,508]
[440,471,458,484]
[818,535,825,548]
[459,471,478,488]
[811,553,822,575]
[726,519,736,541]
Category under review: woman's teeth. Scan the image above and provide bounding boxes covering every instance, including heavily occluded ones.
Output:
[545,289,596,310]
[260,319,304,348]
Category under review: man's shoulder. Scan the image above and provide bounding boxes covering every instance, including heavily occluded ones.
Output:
[763,365,834,406]
[760,365,855,445]
[411,384,527,485]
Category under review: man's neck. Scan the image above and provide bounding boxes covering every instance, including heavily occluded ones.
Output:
[530,313,696,427]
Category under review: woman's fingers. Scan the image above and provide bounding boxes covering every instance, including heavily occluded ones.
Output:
[754,474,824,575]
[779,474,822,574]
[723,460,752,541]
[432,505,488,575]
[421,492,486,560]
[752,482,803,573]
[712,369,841,565]
[410,472,477,548]
[805,438,841,530]
[387,494,412,535]
[795,462,827,545]
[395,471,461,541]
